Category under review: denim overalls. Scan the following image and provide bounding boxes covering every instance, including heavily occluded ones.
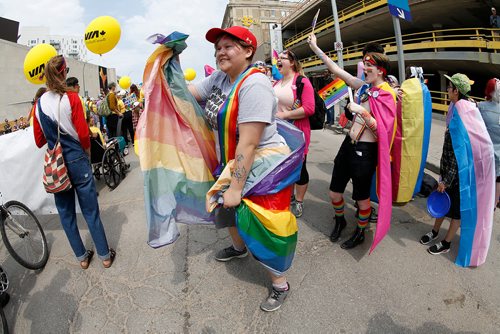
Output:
[38,98,111,261]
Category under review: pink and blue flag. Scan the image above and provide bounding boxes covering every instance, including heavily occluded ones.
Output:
[448,100,495,267]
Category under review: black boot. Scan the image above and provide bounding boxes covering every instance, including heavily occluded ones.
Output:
[330,216,347,242]
[341,227,365,249]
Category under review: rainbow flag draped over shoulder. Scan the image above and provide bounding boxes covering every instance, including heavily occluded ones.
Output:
[359,83,397,253]
[391,78,432,203]
[318,79,349,109]
[136,32,218,248]
[448,100,495,267]
[207,119,305,275]
[217,66,261,166]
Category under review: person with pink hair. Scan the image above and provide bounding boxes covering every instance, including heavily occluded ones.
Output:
[478,78,500,208]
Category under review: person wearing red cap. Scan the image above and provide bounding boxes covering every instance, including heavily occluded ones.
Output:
[189,26,294,312]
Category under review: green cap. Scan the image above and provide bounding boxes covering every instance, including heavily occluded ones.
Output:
[444,73,473,96]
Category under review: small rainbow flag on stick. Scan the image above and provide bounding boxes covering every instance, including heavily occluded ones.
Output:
[318,78,349,109]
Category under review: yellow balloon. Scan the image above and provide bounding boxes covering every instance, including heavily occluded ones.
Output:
[119,76,131,90]
[184,68,196,82]
[23,44,57,84]
[84,16,121,55]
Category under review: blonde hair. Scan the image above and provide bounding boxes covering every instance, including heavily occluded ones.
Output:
[45,55,68,96]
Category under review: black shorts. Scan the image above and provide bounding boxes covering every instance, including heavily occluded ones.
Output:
[329,136,377,201]
[214,206,236,229]
[445,185,461,220]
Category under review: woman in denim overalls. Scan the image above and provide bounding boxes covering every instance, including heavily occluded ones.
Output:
[33,55,116,269]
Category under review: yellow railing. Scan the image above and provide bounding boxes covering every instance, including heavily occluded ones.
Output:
[284,0,387,48]
[300,28,500,69]
[430,90,485,113]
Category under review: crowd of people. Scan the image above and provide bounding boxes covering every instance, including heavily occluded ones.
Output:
[186,27,498,311]
[4,24,496,314]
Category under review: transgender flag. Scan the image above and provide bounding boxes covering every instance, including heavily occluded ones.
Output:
[136,32,218,247]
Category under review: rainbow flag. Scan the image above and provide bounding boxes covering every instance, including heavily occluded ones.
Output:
[207,120,305,274]
[271,49,283,81]
[318,79,349,109]
[136,32,218,247]
[449,100,495,267]
[217,67,261,166]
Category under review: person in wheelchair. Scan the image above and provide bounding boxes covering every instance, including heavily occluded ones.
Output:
[89,117,130,189]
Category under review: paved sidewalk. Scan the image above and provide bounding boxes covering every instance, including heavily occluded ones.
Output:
[1,127,499,333]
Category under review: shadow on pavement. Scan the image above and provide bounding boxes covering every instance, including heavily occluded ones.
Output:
[366,312,479,334]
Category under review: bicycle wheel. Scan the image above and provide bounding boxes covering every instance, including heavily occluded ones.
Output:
[1,201,49,270]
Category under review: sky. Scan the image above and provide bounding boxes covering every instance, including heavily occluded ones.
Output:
[0,0,228,84]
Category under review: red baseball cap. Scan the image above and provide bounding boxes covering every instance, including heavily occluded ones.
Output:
[205,26,257,49]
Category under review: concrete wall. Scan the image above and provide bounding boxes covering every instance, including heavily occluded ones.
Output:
[0,39,116,120]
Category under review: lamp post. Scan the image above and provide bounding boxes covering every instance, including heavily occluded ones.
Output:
[330,0,344,69]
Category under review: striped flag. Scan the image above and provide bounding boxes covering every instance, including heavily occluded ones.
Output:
[318,78,349,109]
[136,32,218,248]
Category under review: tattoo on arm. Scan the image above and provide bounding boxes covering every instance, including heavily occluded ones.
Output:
[232,154,247,183]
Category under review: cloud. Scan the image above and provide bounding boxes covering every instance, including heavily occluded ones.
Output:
[115,0,227,83]
[1,0,227,88]
[0,0,85,35]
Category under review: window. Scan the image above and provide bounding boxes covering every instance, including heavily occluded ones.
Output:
[271,10,276,17]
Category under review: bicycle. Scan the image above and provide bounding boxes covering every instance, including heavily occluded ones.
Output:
[0,195,49,270]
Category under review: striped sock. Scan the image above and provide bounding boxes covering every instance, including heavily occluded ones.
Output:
[332,198,345,217]
[357,208,371,229]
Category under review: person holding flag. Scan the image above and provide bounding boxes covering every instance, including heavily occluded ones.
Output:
[308,33,396,251]
[188,26,303,312]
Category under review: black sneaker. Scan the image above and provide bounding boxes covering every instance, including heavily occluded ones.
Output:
[369,207,378,223]
[215,246,248,262]
[420,230,438,245]
[260,283,290,312]
[427,242,450,255]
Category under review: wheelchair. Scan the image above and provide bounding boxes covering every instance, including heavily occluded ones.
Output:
[90,136,130,190]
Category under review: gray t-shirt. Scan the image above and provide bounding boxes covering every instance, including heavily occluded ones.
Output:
[194,70,285,148]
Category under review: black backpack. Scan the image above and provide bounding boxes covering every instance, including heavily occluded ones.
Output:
[416,173,438,198]
[296,75,327,130]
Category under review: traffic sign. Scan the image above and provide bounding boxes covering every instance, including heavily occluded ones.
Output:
[388,0,412,22]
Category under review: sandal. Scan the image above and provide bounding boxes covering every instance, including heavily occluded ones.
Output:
[103,249,116,268]
[80,250,94,270]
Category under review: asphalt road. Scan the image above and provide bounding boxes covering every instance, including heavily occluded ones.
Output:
[1,128,499,334]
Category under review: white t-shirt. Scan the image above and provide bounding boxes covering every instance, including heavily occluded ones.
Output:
[194,70,285,149]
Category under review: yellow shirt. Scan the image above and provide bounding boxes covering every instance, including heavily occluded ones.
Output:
[117,99,126,114]
[79,95,86,118]
[139,88,145,103]
[90,126,106,146]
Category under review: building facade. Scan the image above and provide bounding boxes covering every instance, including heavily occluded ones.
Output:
[279,0,500,109]
[221,0,299,61]
[18,26,88,61]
